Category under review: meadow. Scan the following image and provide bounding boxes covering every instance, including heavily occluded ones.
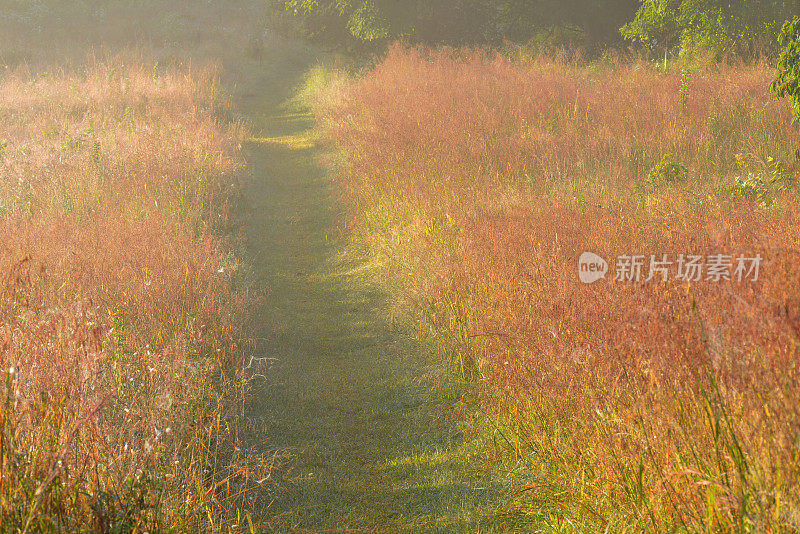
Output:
[0,56,269,531]
[309,45,800,531]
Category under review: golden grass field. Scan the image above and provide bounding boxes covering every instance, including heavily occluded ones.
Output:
[309,45,800,531]
[0,54,273,530]
[4,1,800,531]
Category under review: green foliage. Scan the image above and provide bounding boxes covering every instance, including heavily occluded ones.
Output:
[274,0,639,49]
[620,0,682,51]
[346,1,389,41]
[622,0,798,57]
[277,0,493,46]
[648,153,688,186]
[277,0,795,54]
[91,140,102,166]
[734,152,796,205]
[772,16,800,122]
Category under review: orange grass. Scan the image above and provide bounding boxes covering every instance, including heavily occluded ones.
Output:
[0,56,268,531]
[314,45,800,531]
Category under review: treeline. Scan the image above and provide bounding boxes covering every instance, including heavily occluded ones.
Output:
[271,0,798,56]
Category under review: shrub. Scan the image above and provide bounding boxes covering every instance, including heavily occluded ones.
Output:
[647,153,688,185]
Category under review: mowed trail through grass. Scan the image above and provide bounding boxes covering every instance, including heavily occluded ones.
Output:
[232,35,525,534]
[2,2,525,529]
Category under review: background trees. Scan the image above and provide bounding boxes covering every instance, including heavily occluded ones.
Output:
[772,16,800,122]
[272,0,639,50]
[274,0,493,47]
[622,0,798,57]
[272,0,798,56]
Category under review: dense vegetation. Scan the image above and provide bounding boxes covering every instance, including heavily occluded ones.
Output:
[2,0,799,530]
[273,0,798,55]
[272,0,638,48]
[294,1,800,529]
[0,55,266,532]
[307,42,800,530]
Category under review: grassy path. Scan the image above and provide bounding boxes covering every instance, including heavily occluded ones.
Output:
[3,2,526,530]
[229,37,526,533]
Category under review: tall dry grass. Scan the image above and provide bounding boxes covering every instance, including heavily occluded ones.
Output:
[0,57,270,531]
[313,44,800,531]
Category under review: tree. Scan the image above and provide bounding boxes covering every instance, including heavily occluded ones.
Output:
[622,0,799,57]
[620,0,681,53]
[772,16,800,122]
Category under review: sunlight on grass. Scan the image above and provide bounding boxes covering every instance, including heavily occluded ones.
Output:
[308,43,800,531]
[249,133,315,150]
[0,53,274,531]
